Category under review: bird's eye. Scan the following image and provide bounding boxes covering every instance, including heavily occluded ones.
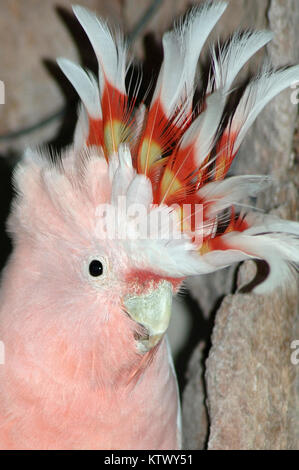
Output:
[89,259,104,277]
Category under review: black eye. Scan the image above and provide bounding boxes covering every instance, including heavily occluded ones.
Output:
[89,259,104,277]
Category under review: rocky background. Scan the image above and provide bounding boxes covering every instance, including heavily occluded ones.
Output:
[0,0,298,450]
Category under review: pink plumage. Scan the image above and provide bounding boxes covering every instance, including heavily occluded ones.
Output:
[0,1,299,449]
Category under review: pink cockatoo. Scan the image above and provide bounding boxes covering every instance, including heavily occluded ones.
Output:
[0,2,299,450]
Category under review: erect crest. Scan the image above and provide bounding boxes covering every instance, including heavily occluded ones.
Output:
[55,2,299,292]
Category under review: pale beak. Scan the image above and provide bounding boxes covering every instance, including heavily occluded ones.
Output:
[124,281,173,353]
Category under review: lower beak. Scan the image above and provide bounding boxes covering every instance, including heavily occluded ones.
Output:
[124,281,173,353]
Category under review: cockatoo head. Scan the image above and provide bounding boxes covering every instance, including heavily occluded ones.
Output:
[8,144,186,372]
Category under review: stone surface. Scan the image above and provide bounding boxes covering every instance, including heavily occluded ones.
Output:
[182,343,208,450]
[206,262,299,449]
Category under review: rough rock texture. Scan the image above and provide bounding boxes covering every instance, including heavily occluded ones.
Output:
[182,343,208,450]
[206,263,299,450]
[183,0,299,450]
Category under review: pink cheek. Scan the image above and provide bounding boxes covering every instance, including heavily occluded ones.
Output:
[125,269,185,295]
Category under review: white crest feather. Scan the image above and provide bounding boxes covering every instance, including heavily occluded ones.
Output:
[232,64,299,152]
[198,218,299,292]
[73,103,89,150]
[152,2,227,118]
[111,145,135,203]
[72,5,127,94]
[198,175,272,216]
[207,30,273,93]
[180,90,226,163]
[126,174,153,210]
[57,58,101,119]
[226,231,299,293]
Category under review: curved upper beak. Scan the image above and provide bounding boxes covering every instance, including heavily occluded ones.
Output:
[123,281,173,353]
